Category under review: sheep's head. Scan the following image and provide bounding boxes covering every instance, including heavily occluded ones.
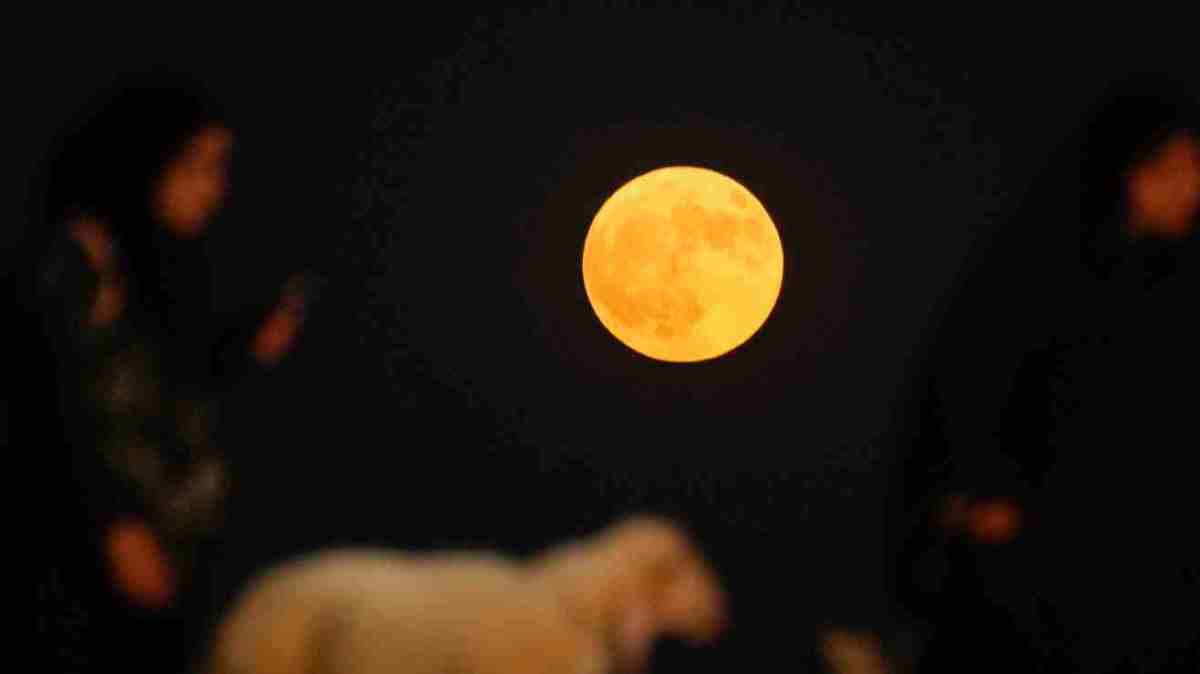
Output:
[532,516,728,674]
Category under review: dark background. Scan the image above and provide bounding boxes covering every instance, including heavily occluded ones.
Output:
[14,6,1197,672]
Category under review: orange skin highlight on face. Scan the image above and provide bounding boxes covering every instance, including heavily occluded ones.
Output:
[1127,131,1200,239]
[153,125,234,238]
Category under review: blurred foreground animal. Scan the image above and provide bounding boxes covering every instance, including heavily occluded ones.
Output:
[204,515,727,674]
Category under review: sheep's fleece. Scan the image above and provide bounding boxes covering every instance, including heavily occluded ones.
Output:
[204,516,726,674]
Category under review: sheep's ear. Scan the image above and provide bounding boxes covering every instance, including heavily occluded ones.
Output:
[615,597,658,674]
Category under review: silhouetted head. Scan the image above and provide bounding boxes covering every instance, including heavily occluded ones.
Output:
[38,69,234,240]
[25,69,236,338]
[1077,72,1200,272]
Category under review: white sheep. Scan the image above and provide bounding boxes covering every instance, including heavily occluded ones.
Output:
[203,515,727,674]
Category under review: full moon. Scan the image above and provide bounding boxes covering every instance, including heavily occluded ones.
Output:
[582,166,784,362]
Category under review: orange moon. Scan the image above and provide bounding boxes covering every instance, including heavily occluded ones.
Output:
[582,166,784,362]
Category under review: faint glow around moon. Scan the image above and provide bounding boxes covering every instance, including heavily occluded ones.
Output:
[582,166,784,362]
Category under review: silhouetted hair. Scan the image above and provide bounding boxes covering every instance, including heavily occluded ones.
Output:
[35,70,228,235]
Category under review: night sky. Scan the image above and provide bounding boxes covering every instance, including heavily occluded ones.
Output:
[15,7,1198,672]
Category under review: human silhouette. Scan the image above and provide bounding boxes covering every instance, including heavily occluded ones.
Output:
[20,69,313,672]
[885,72,1200,672]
